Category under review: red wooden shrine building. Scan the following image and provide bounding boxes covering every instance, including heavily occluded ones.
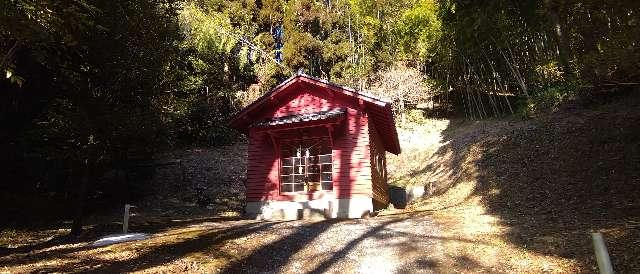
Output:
[230,74,400,219]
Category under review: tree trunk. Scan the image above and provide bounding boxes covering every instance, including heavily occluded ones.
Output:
[581,9,600,83]
[546,1,574,80]
[70,160,90,236]
[1,40,19,71]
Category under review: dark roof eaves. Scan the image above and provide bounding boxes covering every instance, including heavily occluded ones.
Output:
[251,108,346,128]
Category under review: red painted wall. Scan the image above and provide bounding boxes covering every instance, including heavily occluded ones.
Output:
[333,108,372,199]
[245,85,374,202]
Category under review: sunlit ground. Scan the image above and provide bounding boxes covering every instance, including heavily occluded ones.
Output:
[411,183,580,272]
[1,201,579,273]
[389,113,639,273]
[2,215,440,273]
[388,118,585,272]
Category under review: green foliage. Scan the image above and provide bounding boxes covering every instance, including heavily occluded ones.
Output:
[1,0,185,201]
[516,82,579,118]
[394,0,441,60]
[404,109,429,126]
[1,0,639,230]
[164,2,258,146]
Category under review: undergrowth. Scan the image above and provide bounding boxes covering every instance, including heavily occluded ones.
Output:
[516,81,579,118]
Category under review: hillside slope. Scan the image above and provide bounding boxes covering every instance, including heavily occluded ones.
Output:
[389,94,640,272]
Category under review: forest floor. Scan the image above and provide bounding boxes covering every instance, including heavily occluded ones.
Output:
[387,92,640,273]
[1,93,639,273]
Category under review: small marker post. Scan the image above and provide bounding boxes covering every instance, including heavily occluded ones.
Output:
[123,204,131,233]
[592,232,614,274]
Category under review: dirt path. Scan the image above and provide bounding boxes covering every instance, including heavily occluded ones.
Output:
[2,206,586,273]
[1,212,445,273]
[221,212,442,274]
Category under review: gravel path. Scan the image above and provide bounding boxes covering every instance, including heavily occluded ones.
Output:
[217,212,442,273]
[0,212,440,273]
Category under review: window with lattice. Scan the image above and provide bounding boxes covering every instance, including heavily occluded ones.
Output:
[280,138,332,193]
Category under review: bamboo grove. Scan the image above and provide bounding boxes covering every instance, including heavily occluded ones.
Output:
[429,0,640,118]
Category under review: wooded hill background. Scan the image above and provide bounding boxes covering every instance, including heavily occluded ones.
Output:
[1,0,639,234]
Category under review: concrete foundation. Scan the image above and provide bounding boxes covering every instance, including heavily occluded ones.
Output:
[246,196,374,221]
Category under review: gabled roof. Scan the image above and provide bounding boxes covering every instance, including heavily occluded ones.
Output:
[229,74,401,154]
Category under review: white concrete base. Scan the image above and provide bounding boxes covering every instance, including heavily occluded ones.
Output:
[91,233,149,247]
[333,197,374,218]
[246,196,373,221]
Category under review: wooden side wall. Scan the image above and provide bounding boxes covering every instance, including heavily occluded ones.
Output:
[332,108,372,199]
[368,118,390,207]
[246,130,278,201]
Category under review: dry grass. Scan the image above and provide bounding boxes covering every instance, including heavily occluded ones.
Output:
[388,94,640,273]
[387,119,452,188]
[1,219,260,273]
[388,121,581,273]
[408,182,581,273]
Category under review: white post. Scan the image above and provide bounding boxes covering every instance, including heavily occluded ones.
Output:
[591,232,614,274]
[205,86,209,104]
[123,204,131,234]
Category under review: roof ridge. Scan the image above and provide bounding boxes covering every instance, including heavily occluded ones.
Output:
[296,73,391,104]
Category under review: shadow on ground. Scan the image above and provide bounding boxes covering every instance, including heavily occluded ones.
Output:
[408,93,640,272]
